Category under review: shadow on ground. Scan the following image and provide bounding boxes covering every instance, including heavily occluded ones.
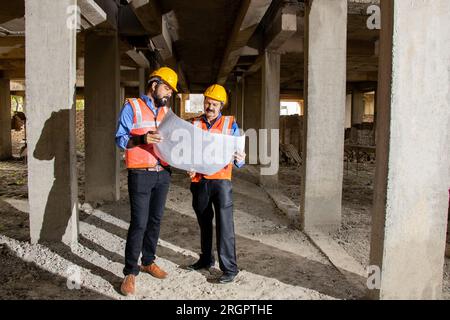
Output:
[0,242,112,300]
[85,203,366,300]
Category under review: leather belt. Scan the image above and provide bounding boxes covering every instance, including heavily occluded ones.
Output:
[130,165,165,172]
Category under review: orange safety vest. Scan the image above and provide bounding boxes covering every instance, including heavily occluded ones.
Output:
[191,115,234,182]
[125,98,169,169]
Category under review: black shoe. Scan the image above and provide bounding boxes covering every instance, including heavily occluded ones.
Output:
[219,272,238,284]
[187,260,214,271]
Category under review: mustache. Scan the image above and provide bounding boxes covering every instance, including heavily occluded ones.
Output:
[206,108,215,112]
[153,93,171,107]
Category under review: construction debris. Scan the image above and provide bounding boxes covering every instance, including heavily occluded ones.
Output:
[280,144,302,166]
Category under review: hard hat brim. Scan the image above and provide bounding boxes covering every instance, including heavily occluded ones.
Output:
[204,94,226,105]
[161,80,178,93]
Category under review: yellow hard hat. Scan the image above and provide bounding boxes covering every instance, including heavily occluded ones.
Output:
[150,67,178,92]
[204,84,228,106]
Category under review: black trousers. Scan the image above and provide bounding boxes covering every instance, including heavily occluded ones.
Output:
[190,179,238,275]
[123,169,171,276]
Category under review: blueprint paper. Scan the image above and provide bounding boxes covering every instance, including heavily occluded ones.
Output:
[154,109,245,175]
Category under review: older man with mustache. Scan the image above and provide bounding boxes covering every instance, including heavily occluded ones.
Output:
[187,84,245,284]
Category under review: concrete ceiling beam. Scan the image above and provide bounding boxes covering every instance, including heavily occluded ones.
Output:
[150,19,173,62]
[347,71,378,82]
[245,54,264,75]
[0,36,23,46]
[347,40,376,56]
[239,46,259,56]
[217,0,273,84]
[264,5,297,52]
[78,0,107,30]
[176,63,189,93]
[0,0,24,24]
[2,67,24,80]
[126,49,150,69]
[128,0,162,37]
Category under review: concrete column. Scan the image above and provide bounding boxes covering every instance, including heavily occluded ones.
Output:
[243,72,261,132]
[260,50,280,186]
[351,88,365,144]
[84,31,120,203]
[236,78,244,128]
[372,89,377,146]
[138,68,146,96]
[0,77,12,160]
[231,80,239,119]
[369,0,450,300]
[173,94,182,117]
[352,89,365,126]
[301,0,347,232]
[225,79,238,118]
[120,86,125,107]
[26,0,78,246]
[345,94,352,129]
[180,94,189,119]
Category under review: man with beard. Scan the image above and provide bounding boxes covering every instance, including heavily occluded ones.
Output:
[187,84,246,284]
[115,67,178,296]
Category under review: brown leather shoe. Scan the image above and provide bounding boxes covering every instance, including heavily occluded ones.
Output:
[140,263,168,279]
[120,275,135,296]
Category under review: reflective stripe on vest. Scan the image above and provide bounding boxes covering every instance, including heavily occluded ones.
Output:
[125,98,168,168]
[222,116,231,134]
[132,121,162,129]
[129,98,163,129]
[129,99,143,125]
[191,115,234,182]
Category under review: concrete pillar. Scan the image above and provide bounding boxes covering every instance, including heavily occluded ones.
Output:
[232,80,239,119]
[260,50,280,186]
[351,88,365,144]
[0,77,12,160]
[84,31,120,203]
[180,94,189,119]
[301,0,347,232]
[243,72,261,132]
[369,0,450,300]
[25,0,78,246]
[345,94,352,129]
[225,79,238,118]
[236,78,244,128]
[120,86,125,107]
[173,94,182,117]
[352,89,365,126]
[372,89,377,146]
[138,68,146,96]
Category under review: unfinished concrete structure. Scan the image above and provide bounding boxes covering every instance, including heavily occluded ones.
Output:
[0,0,449,299]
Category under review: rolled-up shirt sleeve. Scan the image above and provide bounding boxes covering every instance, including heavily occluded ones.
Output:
[231,121,245,168]
[115,102,134,150]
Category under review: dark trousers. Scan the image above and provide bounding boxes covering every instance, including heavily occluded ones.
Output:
[190,179,238,275]
[123,169,171,276]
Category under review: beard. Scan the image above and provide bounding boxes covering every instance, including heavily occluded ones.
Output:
[153,92,170,107]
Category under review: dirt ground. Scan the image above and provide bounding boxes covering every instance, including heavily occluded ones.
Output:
[278,161,450,300]
[0,145,448,299]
